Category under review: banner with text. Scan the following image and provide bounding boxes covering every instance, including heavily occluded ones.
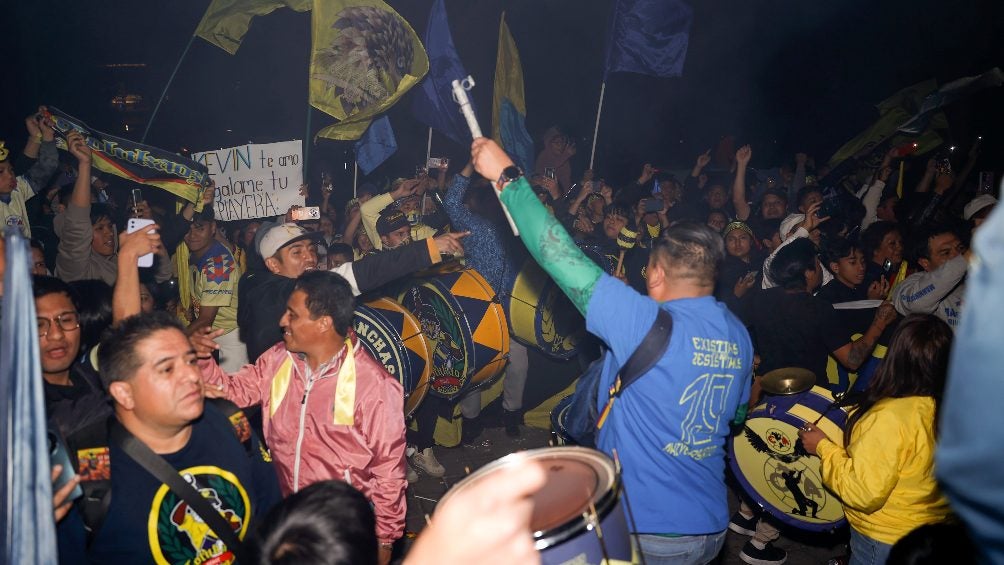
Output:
[192,140,304,221]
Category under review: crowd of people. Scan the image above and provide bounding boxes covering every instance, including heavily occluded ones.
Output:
[0,104,996,565]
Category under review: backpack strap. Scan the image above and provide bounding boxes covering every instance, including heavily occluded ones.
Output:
[206,398,255,458]
[67,417,114,546]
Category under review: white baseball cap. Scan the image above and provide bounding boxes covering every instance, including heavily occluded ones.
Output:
[964,194,997,221]
[257,222,321,259]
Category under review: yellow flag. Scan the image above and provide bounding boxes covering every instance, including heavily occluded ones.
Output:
[195,0,311,55]
[310,0,429,141]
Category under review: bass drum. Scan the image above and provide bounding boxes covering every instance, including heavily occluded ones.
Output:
[729,385,849,532]
[504,258,585,359]
[437,447,633,565]
[398,268,509,400]
[353,298,432,418]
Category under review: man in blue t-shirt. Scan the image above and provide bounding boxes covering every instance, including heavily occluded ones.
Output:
[471,138,753,564]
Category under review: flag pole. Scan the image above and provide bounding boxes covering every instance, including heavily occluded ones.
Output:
[588,81,607,170]
[141,33,197,144]
[353,160,359,198]
[426,127,433,163]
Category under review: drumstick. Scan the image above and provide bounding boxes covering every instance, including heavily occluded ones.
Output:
[615,226,637,277]
[586,499,610,560]
[615,250,626,277]
[810,391,847,426]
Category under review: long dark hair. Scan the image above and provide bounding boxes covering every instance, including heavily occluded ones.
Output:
[844,314,953,447]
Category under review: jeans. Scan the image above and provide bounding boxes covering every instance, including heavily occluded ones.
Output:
[849,528,893,565]
[637,531,725,565]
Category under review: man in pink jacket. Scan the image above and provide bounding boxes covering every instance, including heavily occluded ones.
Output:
[197,270,406,564]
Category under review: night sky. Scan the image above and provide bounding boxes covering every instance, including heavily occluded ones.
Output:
[6,0,1003,193]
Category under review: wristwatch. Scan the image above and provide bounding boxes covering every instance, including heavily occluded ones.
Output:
[496,165,523,191]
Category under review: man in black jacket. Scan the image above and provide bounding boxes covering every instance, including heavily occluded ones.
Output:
[237,221,467,362]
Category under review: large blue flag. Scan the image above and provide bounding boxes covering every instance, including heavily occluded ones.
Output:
[604,0,693,79]
[354,116,397,175]
[410,0,476,145]
[0,229,58,564]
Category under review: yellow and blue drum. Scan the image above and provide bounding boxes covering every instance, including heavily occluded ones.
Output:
[398,268,510,400]
[729,385,849,532]
[504,258,585,360]
[353,298,432,418]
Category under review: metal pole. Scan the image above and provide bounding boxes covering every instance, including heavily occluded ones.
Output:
[426,126,433,163]
[141,33,197,144]
[588,81,607,170]
[353,161,358,198]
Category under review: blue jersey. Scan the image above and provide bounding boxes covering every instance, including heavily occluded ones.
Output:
[587,274,753,535]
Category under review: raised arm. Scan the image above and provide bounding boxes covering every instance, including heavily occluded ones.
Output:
[733,145,752,221]
[471,138,602,315]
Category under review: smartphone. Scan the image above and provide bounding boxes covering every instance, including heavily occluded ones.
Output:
[292,206,321,221]
[643,198,663,213]
[49,430,83,502]
[126,218,156,267]
[544,167,556,180]
[426,157,449,169]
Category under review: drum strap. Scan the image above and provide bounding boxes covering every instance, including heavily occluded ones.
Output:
[596,309,673,430]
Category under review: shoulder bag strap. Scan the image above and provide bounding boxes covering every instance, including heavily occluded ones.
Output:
[596,309,674,431]
[616,308,674,395]
[110,422,252,564]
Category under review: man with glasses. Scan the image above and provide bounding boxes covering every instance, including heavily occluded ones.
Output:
[34,275,110,438]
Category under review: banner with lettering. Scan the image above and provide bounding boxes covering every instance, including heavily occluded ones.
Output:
[192,140,304,221]
[43,107,209,204]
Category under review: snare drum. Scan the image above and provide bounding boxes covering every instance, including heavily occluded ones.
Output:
[398,268,510,399]
[437,447,634,565]
[729,385,849,532]
[504,258,585,359]
[353,298,432,418]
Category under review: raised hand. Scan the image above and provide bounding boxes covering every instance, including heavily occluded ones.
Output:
[736,145,752,167]
[695,149,712,170]
[66,131,91,165]
[799,201,830,233]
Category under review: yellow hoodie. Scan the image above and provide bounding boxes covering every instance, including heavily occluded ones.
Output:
[816,396,950,545]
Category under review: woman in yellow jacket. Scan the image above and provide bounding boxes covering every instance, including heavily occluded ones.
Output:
[799,314,953,565]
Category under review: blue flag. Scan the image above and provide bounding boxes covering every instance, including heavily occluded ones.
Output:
[0,229,58,564]
[410,0,476,145]
[354,116,397,175]
[604,0,693,79]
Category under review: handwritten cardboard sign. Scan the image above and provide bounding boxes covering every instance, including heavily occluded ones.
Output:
[192,140,303,221]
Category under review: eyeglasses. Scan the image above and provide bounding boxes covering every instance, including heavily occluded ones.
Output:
[37,312,80,337]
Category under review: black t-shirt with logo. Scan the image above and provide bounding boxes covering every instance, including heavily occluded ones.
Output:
[58,404,280,565]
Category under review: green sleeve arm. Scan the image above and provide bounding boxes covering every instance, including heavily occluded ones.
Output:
[499,177,602,315]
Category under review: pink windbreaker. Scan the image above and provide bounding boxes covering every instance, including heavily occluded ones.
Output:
[200,337,407,544]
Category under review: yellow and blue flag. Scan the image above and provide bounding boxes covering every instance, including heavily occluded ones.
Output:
[196,0,310,55]
[310,0,429,141]
[492,14,534,174]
